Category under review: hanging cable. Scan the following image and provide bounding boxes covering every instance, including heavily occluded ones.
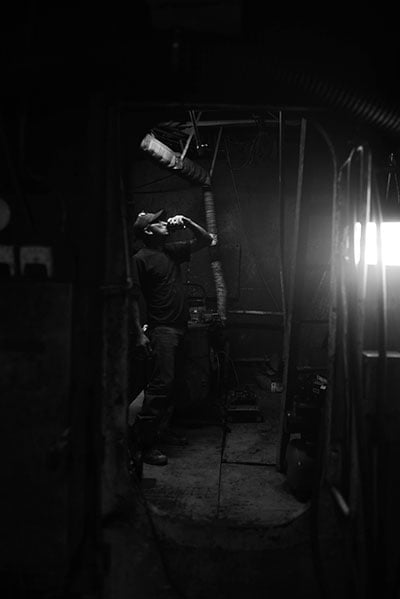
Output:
[337,154,368,597]
[306,138,390,599]
[131,174,175,190]
[210,126,223,179]
[328,145,385,598]
[306,120,338,599]
[344,148,370,598]
[285,116,307,323]
[370,169,389,597]
[116,110,133,290]
[384,152,400,205]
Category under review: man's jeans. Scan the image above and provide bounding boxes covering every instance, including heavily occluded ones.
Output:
[135,326,186,448]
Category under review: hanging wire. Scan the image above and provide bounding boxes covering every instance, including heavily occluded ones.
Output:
[275,116,308,473]
[305,120,338,599]
[223,132,257,170]
[331,144,389,599]
[384,152,400,204]
[285,116,307,322]
[370,168,389,597]
[217,350,240,388]
[209,126,223,179]
[336,153,367,598]
[116,110,133,289]
[131,174,176,190]
[306,138,390,599]
[342,148,371,598]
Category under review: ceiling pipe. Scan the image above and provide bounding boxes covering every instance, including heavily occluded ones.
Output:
[271,65,400,136]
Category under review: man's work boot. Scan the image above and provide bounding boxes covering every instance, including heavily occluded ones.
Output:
[142,447,168,466]
[129,416,168,466]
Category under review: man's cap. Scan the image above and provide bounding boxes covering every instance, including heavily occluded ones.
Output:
[133,209,166,236]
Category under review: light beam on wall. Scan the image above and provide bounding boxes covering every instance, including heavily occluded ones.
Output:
[354,222,400,266]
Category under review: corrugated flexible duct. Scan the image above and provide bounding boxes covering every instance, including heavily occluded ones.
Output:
[140,133,227,321]
[272,65,400,136]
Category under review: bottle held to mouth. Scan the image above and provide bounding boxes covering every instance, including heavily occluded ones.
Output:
[167,217,186,231]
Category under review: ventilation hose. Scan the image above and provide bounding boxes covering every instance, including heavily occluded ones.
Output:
[202,183,227,322]
[272,66,400,136]
[140,133,227,321]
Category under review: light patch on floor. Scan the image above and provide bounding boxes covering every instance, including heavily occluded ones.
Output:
[218,463,307,526]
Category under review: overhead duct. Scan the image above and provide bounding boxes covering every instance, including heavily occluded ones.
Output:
[140,133,227,322]
[269,63,400,136]
[141,133,210,185]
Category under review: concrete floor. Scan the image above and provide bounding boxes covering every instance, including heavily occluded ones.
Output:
[130,387,346,599]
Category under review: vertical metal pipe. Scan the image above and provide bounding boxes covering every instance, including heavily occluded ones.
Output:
[180,130,195,160]
[189,110,203,151]
[287,117,307,318]
[276,117,307,471]
[373,172,388,597]
[210,126,223,179]
[181,111,202,160]
[116,111,132,288]
[278,110,286,324]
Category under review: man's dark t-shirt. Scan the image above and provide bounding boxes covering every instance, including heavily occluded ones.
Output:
[131,241,191,328]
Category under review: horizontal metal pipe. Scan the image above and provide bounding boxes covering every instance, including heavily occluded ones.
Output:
[228,310,284,316]
[233,357,269,363]
[118,101,324,113]
[160,119,301,128]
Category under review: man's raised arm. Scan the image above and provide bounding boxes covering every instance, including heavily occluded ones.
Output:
[167,215,214,252]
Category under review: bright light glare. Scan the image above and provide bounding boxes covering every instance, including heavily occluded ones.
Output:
[354,222,400,266]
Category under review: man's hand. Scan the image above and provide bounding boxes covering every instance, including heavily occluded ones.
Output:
[135,331,152,357]
[168,214,212,251]
[167,215,187,231]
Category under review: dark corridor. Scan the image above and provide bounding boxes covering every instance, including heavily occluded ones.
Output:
[123,385,345,599]
[2,3,400,599]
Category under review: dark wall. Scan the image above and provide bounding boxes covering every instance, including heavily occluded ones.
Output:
[0,94,107,595]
